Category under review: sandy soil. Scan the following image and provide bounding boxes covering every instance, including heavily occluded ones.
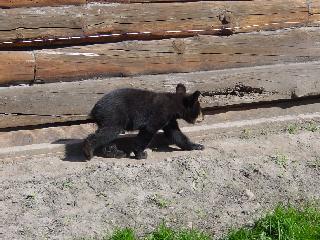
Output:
[0,122,319,240]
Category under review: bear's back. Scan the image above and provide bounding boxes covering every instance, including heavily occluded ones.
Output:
[90,88,174,128]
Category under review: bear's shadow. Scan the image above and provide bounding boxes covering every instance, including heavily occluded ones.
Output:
[54,132,180,162]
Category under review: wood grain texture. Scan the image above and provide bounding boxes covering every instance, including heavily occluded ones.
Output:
[0,114,88,129]
[88,0,253,3]
[0,0,85,8]
[309,0,320,26]
[83,0,309,36]
[34,28,320,82]
[0,123,95,148]
[0,0,254,8]
[0,0,313,48]
[0,6,83,42]
[0,51,35,84]
[1,61,319,128]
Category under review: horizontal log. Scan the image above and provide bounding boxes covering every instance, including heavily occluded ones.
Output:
[1,28,319,85]
[0,61,320,128]
[0,51,35,85]
[88,0,253,3]
[83,0,308,35]
[0,0,85,8]
[0,0,314,49]
[0,123,94,148]
[0,114,88,129]
[0,0,254,8]
[309,0,320,26]
[34,28,320,82]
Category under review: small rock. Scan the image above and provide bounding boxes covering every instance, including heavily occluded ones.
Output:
[166,157,172,162]
[245,189,255,201]
[177,189,184,195]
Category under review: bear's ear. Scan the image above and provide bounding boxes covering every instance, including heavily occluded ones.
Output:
[176,83,186,95]
[183,90,201,107]
[191,91,201,103]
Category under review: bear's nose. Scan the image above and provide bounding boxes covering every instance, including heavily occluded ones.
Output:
[195,111,204,123]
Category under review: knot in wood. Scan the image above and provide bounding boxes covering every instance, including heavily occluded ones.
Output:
[218,12,232,25]
[172,40,186,55]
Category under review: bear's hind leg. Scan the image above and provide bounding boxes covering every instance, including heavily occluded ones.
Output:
[101,144,128,159]
[83,126,122,160]
[133,127,157,159]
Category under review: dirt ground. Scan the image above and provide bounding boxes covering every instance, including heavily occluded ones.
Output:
[0,120,320,240]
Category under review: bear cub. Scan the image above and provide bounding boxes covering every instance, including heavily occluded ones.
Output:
[83,83,205,160]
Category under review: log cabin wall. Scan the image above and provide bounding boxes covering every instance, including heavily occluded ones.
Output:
[0,0,319,133]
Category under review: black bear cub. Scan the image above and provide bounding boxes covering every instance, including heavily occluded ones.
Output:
[83,83,204,160]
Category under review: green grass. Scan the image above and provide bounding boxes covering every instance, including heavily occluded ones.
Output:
[104,224,211,240]
[286,124,299,134]
[146,224,211,240]
[225,205,320,240]
[304,122,319,132]
[270,152,289,167]
[285,121,320,134]
[107,228,136,240]
[87,205,320,240]
[240,128,252,139]
[149,194,169,209]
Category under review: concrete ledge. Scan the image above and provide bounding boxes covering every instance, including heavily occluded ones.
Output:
[1,110,320,161]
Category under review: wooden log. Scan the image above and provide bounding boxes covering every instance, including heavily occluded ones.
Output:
[0,0,255,9]
[0,51,35,85]
[88,0,253,3]
[2,100,320,149]
[0,6,83,43]
[83,0,309,36]
[309,0,320,26]
[0,123,95,148]
[0,114,88,129]
[0,61,320,128]
[0,0,85,8]
[0,0,314,49]
[34,28,320,82]
[1,27,319,85]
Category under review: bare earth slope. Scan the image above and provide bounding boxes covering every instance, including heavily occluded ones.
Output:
[1,121,319,239]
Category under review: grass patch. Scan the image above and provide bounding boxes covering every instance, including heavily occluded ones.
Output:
[148,194,169,209]
[104,224,211,240]
[225,205,320,240]
[107,228,136,240]
[270,152,289,168]
[304,121,319,132]
[286,124,299,134]
[146,224,211,240]
[240,128,252,139]
[285,121,320,134]
[86,205,320,240]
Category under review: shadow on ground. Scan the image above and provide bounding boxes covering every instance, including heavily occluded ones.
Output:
[52,133,179,162]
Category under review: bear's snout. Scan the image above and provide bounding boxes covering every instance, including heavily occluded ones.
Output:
[195,110,204,123]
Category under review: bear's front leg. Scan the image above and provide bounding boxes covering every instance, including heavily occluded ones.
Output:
[163,119,204,151]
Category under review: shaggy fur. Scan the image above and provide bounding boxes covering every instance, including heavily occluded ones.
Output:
[83,83,204,160]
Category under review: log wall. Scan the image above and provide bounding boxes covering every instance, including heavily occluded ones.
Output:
[1,61,320,128]
[1,28,319,85]
[0,0,316,49]
[0,0,320,131]
[0,0,251,8]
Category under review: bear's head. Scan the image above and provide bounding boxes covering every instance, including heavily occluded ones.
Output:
[176,83,204,124]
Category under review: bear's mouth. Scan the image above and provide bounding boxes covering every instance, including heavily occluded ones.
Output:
[195,111,204,123]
